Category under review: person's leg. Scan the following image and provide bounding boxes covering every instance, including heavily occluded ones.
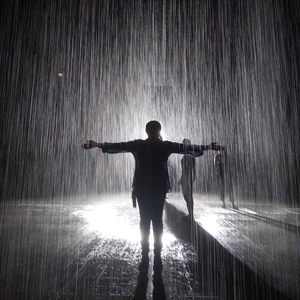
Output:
[182,181,190,214]
[220,177,226,208]
[152,193,166,270]
[218,170,226,208]
[226,171,238,209]
[187,179,194,220]
[182,181,194,220]
[189,184,194,220]
[152,209,164,254]
[137,195,151,261]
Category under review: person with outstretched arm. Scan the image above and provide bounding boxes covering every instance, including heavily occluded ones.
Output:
[179,138,196,222]
[81,120,223,271]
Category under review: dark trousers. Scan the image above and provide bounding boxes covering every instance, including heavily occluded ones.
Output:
[136,190,166,257]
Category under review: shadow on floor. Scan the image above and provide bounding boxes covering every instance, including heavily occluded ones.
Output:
[164,201,292,300]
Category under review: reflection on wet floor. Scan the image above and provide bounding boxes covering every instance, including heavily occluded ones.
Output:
[0,194,218,299]
[166,193,299,300]
[74,202,176,245]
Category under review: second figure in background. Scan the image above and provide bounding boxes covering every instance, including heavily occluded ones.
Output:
[179,138,196,222]
[214,146,238,209]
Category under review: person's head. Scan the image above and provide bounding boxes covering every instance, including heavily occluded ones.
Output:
[182,138,191,145]
[145,120,162,139]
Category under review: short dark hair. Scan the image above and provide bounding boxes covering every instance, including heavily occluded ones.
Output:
[145,120,161,135]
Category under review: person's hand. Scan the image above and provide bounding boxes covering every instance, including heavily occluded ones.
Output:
[81,140,98,149]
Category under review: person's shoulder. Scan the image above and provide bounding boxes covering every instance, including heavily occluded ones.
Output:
[127,139,143,143]
[162,140,178,149]
[163,140,182,147]
[130,139,145,146]
[162,140,173,145]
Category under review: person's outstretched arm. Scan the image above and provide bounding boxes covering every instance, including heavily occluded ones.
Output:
[81,140,103,149]
[169,142,225,157]
[202,142,226,151]
[81,140,140,153]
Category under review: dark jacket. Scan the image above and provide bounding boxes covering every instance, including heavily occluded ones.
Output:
[102,139,203,193]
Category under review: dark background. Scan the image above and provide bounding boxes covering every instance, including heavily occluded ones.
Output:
[0,0,299,204]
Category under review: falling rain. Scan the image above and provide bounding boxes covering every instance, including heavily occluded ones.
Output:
[0,0,299,299]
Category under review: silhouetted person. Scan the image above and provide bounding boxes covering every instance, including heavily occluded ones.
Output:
[214,146,237,209]
[81,121,223,270]
[179,138,196,221]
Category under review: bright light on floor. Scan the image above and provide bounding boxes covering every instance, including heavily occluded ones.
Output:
[74,203,176,246]
[80,205,140,243]
[198,214,221,235]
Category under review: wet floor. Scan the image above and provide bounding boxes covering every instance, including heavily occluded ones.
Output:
[0,194,218,299]
[165,193,299,300]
